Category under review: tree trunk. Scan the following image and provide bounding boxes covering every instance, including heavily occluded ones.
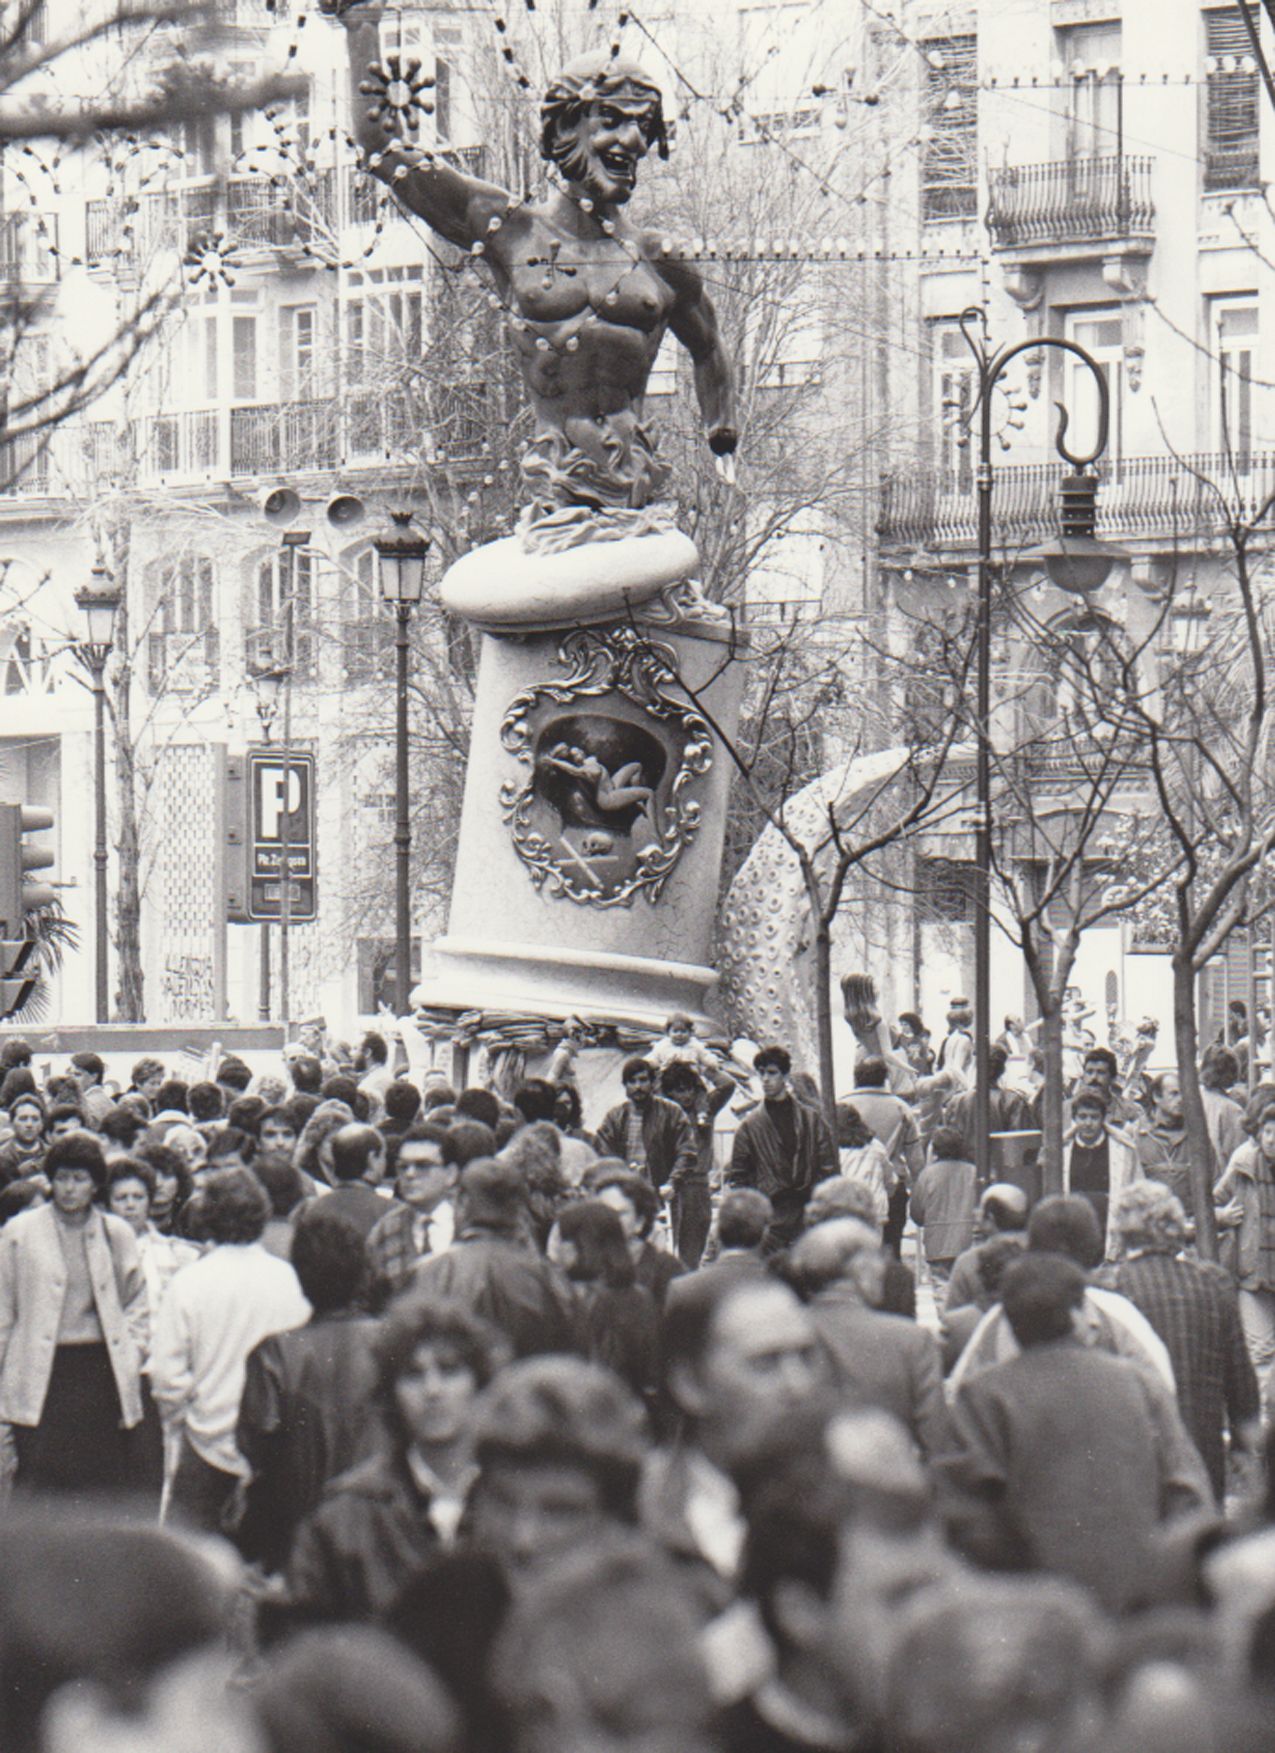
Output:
[813,920,837,1132]
[1173,951,1217,1260]
[1037,1003,1065,1195]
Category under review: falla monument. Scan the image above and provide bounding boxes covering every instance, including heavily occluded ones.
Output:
[327,3,748,1031]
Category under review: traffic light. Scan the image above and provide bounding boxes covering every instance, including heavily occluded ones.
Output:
[0,803,54,1018]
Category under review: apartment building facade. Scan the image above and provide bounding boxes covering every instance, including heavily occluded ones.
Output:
[872,0,1274,1038]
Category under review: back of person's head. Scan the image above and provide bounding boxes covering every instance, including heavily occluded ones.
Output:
[0,1037,31,1071]
[987,1043,1008,1083]
[853,1054,888,1089]
[196,1165,270,1245]
[835,1100,874,1149]
[1242,1083,1275,1135]
[226,1094,266,1137]
[981,1182,1030,1233]
[555,1199,635,1289]
[384,1079,423,1126]
[152,1079,188,1115]
[498,1117,561,1175]
[804,1176,883,1234]
[591,1167,659,1238]
[717,1188,773,1251]
[295,1100,356,1181]
[187,1080,223,1123]
[285,1091,320,1131]
[290,1205,368,1313]
[216,1057,252,1094]
[1112,1180,1188,1256]
[328,1122,384,1184]
[1000,1251,1087,1347]
[0,1181,45,1226]
[289,1054,324,1095]
[512,1078,558,1124]
[446,1118,497,1168]
[788,1216,881,1295]
[98,1107,148,1149]
[1200,1043,1240,1092]
[1027,1194,1103,1270]
[321,1074,370,1122]
[360,1030,389,1067]
[207,1124,256,1167]
[0,1509,237,1753]
[44,1129,108,1189]
[977,1234,1028,1303]
[753,1044,791,1076]
[473,1355,648,1521]
[455,1086,500,1129]
[253,1155,306,1219]
[0,1067,36,1109]
[422,1082,458,1114]
[929,1124,967,1162]
[492,1537,714,1753]
[255,1625,461,1753]
[456,1157,529,1236]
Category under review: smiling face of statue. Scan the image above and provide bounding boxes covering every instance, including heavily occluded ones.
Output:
[555,93,657,206]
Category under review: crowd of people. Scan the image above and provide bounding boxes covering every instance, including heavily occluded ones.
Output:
[0,1005,1274,1752]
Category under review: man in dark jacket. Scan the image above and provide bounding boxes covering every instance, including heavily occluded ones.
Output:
[237,1206,380,1572]
[411,1159,578,1357]
[727,1046,837,1245]
[596,1058,697,1199]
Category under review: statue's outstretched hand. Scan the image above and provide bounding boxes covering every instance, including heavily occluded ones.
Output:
[709,424,738,487]
[713,450,737,487]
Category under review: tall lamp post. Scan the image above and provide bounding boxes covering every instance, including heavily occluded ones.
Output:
[375,512,430,1014]
[73,564,122,1025]
[249,653,291,1021]
[957,307,1127,1189]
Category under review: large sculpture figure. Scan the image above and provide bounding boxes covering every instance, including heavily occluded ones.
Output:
[321,4,748,1031]
[327,3,735,600]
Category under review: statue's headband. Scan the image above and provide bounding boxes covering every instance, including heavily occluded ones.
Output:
[539,61,669,163]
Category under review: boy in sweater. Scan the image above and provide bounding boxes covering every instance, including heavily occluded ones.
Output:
[909,1124,977,1312]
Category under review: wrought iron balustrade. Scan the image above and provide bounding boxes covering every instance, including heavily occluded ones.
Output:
[0,212,58,281]
[986,155,1154,249]
[230,401,340,475]
[880,451,1275,551]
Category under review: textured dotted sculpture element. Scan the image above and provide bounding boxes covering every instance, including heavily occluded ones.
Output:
[717,747,913,1070]
[359,55,436,135]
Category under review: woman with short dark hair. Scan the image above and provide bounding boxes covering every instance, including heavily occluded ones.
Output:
[0,1130,152,1497]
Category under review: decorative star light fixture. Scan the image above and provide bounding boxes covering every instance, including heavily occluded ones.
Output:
[184,230,237,289]
[359,55,435,135]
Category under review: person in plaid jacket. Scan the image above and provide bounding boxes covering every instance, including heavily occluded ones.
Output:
[1108,1179,1260,1502]
[366,1124,457,1298]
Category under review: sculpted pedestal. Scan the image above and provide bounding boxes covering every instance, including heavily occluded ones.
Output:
[418,560,746,1031]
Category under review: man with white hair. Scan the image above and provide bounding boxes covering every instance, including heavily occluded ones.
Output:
[1110,1179,1259,1502]
[790,1218,951,1460]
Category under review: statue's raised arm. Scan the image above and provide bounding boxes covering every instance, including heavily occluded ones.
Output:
[325,4,736,503]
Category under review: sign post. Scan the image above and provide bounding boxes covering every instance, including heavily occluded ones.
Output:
[224,748,317,926]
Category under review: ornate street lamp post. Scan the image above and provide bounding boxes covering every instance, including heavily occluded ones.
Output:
[957,307,1129,1188]
[375,511,430,1015]
[73,563,122,1025]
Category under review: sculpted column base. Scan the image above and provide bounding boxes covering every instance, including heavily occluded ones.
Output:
[417,568,746,1033]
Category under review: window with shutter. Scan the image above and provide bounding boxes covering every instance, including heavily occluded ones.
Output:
[921,35,977,221]
[1204,8,1260,190]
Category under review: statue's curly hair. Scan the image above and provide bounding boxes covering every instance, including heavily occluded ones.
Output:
[539,52,669,167]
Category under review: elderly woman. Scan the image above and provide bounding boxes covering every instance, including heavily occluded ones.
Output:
[1111,1179,1260,1502]
[0,1130,151,1497]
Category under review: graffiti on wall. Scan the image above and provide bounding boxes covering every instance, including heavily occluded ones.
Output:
[160,953,214,1020]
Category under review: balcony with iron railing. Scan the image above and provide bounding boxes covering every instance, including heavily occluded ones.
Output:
[986,155,1155,254]
[879,451,1275,553]
[0,212,58,283]
[86,171,337,265]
